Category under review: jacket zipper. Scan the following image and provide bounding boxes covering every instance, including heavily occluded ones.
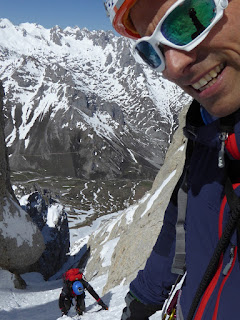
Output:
[222,245,235,276]
[212,246,237,320]
[218,132,228,168]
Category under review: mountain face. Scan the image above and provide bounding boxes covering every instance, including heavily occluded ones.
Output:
[0,19,191,181]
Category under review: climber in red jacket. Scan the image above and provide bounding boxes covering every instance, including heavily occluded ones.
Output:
[58,268,108,316]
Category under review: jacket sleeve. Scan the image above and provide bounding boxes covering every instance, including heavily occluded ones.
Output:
[128,172,184,306]
[121,291,162,320]
[59,292,65,310]
[121,196,180,320]
[129,203,178,306]
[61,281,72,297]
[59,282,72,314]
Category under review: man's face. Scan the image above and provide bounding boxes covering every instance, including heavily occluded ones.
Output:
[130,0,240,117]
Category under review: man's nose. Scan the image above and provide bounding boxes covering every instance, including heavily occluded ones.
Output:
[163,46,197,80]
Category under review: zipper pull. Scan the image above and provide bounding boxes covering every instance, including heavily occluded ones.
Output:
[223,246,235,275]
[218,132,228,168]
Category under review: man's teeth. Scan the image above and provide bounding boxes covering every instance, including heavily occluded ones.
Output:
[192,64,224,91]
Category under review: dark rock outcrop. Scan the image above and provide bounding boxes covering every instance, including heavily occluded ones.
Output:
[23,191,70,279]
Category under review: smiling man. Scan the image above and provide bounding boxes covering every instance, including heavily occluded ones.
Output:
[104,1,240,319]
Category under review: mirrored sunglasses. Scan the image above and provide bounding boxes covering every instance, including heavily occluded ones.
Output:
[134,0,228,72]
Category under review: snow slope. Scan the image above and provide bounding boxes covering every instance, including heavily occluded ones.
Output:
[0,209,162,320]
[0,194,166,320]
[0,270,127,320]
[0,271,163,320]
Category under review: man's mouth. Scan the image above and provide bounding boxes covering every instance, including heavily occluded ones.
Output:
[191,63,225,92]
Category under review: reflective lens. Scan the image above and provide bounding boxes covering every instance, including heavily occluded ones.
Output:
[161,0,216,46]
[135,41,162,69]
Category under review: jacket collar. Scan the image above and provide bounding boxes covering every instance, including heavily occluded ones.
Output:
[184,100,240,160]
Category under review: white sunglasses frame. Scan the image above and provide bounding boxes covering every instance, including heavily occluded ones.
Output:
[134,0,228,72]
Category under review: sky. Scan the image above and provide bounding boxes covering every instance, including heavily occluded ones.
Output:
[0,0,115,32]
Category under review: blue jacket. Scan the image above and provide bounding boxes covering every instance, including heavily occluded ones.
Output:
[130,101,240,319]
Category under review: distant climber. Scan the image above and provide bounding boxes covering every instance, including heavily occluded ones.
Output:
[188,7,205,39]
[58,268,108,316]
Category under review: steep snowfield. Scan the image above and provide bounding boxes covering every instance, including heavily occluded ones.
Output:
[0,270,127,320]
[0,270,160,319]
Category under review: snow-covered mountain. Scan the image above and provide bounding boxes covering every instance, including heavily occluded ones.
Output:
[0,18,191,180]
